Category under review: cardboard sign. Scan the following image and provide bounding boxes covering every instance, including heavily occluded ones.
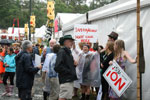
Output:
[74,24,98,43]
[103,61,132,97]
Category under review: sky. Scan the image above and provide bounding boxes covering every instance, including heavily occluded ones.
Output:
[87,0,93,6]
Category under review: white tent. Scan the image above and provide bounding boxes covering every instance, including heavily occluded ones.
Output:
[55,13,83,41]
[55,13,83,28]
[35,25,46,38]
[62,0,150,100]
[8,27,41,38]
[8,27,24,37]
[62,13,87,33]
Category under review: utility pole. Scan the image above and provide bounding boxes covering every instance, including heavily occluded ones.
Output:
[29,0,32,41]
[137,0,141,100]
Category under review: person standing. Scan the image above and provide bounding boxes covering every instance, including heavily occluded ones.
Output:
[72,42,81,98]
[77,44,92,100]
[101,31,119,53]
[41,39,56,62]
[55,35,77,100]
[108,32,118,42]
[109,40,136,100]
[2,48,16,96]
[43,44,61,100]
[41,39,56,100]
[100,41,114,100]
[0,47,5,84]
[32,43,40,61]
[39,45,44,56]
[15,40,42,100]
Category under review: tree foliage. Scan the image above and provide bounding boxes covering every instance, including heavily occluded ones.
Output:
[0,0,118,29]
[89,0,118,10]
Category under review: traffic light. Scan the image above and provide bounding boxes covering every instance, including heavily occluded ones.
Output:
[47,1,55,20]
[30,15,36,27]
[24,24,28,33]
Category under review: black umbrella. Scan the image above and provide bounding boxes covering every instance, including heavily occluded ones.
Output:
[0,39,11,45]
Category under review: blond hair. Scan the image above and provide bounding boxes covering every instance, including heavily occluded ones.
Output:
[106,41,114,54]
[114,40,125,59]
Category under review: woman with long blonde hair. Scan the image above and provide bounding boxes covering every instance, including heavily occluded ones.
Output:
[109,40,136,100]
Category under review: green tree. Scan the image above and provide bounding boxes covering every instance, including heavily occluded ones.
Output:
[0,0,47,29]
[55,0,73,14]
[58,0,89,13]
[89,0,118,10]
[0,0,118,29]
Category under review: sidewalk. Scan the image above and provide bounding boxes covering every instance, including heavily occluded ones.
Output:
[0,75,43,100]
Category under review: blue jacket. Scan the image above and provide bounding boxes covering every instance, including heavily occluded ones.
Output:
[4,54,16,72]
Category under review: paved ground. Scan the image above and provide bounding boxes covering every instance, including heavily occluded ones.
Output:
[0,75,43,100]
[0,75,97,100]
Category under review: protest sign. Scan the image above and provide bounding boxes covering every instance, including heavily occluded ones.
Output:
[103,61,132,97]
[74,24,98,43]
[35,54,41,67]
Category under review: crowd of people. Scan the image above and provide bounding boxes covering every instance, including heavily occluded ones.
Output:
[0,31,137,100]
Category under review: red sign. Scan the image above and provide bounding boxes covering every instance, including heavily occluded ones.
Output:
[103,61,132,97]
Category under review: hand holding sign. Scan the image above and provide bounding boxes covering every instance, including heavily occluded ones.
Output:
[103,60,132,97]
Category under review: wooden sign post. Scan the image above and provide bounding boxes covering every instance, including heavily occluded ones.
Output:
[137,0,141,100]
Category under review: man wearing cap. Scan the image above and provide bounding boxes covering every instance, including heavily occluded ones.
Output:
[108,31,118,42]
[55,35,77,100]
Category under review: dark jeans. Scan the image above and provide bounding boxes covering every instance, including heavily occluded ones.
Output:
[102,76,109,100]
[3,72,15,85]
[18,88,32,100]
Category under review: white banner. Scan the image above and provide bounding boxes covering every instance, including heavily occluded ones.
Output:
[74,24,98,43]
[103,61,132,97]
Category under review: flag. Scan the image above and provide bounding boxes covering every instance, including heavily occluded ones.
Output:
[139,27,145,73]
[17,18,20,41]
[12,18,15,34]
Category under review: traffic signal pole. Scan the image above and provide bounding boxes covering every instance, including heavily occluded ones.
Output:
[29,0,32,41]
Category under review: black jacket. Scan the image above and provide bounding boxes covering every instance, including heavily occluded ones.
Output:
[100,51,114,74]
[54,47,77,84]
[32,46,40,60]
[15,51,40,89]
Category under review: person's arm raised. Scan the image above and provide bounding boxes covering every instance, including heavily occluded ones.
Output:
[124,51,137,64]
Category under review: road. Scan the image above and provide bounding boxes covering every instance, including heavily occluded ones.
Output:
[0,74,97,100]
[0,75,43,100]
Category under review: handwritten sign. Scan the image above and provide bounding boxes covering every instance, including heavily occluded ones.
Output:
[103,61,132,97]
[74,24,98,43]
